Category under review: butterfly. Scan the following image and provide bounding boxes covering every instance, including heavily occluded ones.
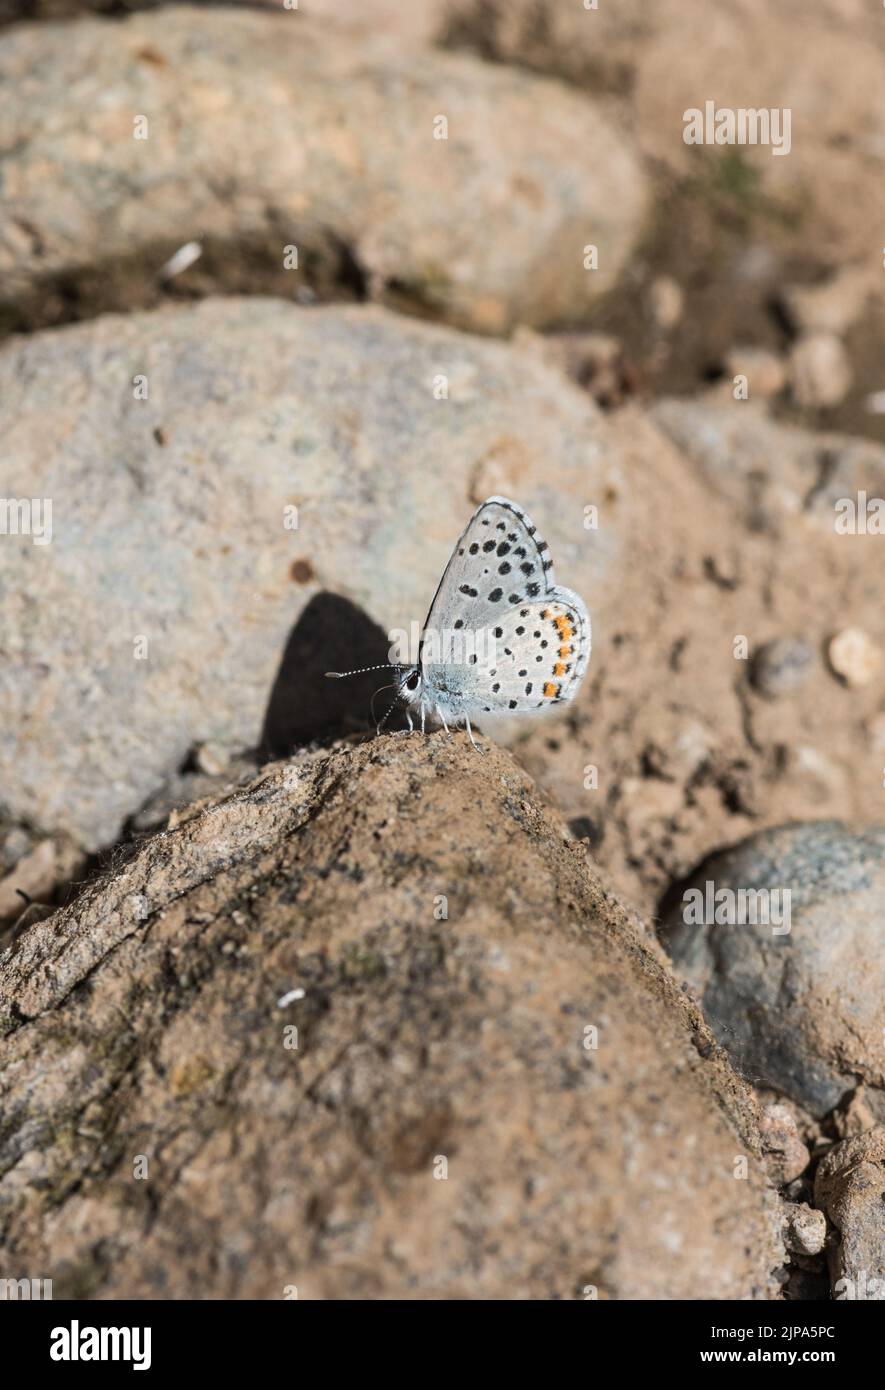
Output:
[327,496,591,748]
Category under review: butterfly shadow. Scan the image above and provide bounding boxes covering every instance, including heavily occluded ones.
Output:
[259,591,407,759]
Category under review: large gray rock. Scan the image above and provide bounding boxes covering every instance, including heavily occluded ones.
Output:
[0,297,624,848]
[0,5,648,333]
[660,823,885,1120]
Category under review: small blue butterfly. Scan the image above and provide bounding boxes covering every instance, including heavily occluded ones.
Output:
[328,496,591,748]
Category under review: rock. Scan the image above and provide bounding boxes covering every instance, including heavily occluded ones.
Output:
[723,346,787,400]
[750,638,814,699]
[815,1128,885,1299]
[650,396,885,532]
[0,297,623,849]
[783,1202,827,1257]
[193,743,234,778]
[1,826,35,872]
[647,276,684,331]
[512,326,637,407]
[834,1086,877,1140]
[782,266,878,337]
[0,838,83,925]
[789,333,853,409]
[828,628,881,688]
[659,822,885,1121]
[760,1104,811,1186]
[0,7,648,333]
[0,734,782,1299]
[403,1,885,270]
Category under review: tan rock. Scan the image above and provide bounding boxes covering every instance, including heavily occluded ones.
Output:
[789,333,853,409]
[427,0,885,269]
[724,347,787,400]
[782,265,878,337]
[783,1201,827,1256]
[0,6,648,332]
[834,1086,877,1140]
[760,1104,811,1186]
[815,1127,885,1299]
[647,276,684,331]
[828,628,881,687]
[0,735,783,1299]
[0,838,83,925]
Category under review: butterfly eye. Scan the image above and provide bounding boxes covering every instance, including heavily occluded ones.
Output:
[405,671,420,692]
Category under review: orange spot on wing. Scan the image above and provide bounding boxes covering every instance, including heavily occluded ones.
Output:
[554,662,566,677]
[543,682,557,698]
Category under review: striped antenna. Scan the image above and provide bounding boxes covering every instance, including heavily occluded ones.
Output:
[325,664,402,679]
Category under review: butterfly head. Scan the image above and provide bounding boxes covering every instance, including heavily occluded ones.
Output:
[398,664,424,707]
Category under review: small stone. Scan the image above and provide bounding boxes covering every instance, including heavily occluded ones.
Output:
[815,1127,885,1298]
[760,1104,811,1185]
[789,333,853,409]
[750,637,814,698]
[834,1086,877,1140]
[1,827,32,870]
[724,346,787,399]
[647,275,684,331]
[195,742,234,777]
[828,627,881,687]
[782,266,876,337]
[783,1201,827,1256]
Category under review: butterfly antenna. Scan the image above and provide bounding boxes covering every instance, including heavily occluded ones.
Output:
[374,686,402,736]
[325,663,402,679]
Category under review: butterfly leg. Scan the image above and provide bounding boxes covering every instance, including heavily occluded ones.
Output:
[464,715,484,754]
[420,700,426,735]
[438,707,451,736]
[405,709,414,733]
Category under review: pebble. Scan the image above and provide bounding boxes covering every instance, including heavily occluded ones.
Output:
[750,637,814,698]
[783,1201,827,1256]
[760,1103,811,1185]
[724,346,787,399]
[789,332,852,408]
[828,627,881,687]
[647,275,684,330]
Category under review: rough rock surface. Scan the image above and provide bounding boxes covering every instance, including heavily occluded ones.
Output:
[660,823,885,1122]
[0,735,782,1299]
[814,1128,885,1299]
[0,5,647,332]
[0,297,623,849]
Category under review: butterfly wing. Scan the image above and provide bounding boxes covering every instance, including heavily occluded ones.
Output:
[421,497,591,715]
